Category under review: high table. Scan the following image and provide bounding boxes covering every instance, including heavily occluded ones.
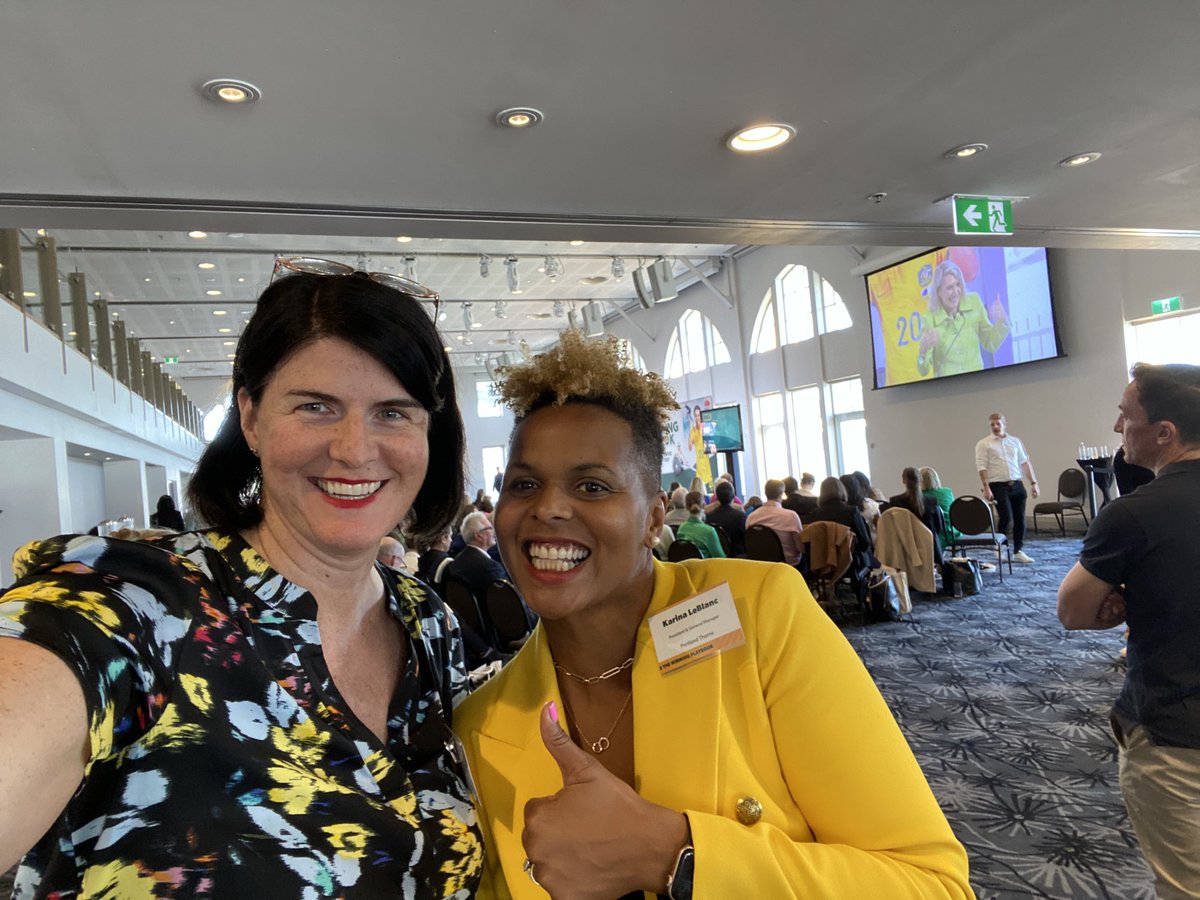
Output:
[1076,457,1114,519]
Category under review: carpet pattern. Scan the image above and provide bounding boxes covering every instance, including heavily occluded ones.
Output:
[842,533,1155,899]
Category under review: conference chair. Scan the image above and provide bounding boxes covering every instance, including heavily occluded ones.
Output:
[799,521,867,622]
[745,524,786,563]
[486,579,534,647]
[948,495,1012,580]
[667,539,705,562]
[712,523,734,558]
[441,575,494,645]
[1032,468,1090,536]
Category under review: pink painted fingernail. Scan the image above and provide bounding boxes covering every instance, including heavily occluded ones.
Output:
[548,701,559,723]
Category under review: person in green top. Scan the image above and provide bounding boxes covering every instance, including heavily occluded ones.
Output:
[674,490,727,558]
[916,260,1009,378]
[919,466,959,551]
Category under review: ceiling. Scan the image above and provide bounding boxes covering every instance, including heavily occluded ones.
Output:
[2,1,1199,385]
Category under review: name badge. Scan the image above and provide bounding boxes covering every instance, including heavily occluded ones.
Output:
[648,582,745,674]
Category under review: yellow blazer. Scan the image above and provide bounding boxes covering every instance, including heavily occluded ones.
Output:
[454,558,973,899]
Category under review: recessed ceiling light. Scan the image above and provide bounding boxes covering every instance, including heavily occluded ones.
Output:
[23,290,36,298]
[579,275,608,285]
[496,107,544,129]
[569,240,585,246]
[396,236,413,243]
[227,353,235,358]
[198,262,216,270]
[228,233,245,239]
[186,348,191,353]
[223,340,235,346]
[218,327,232,333]
[527,312,553,320]
[35,228,46,236]
[443,345,453,352]
[83,452,91,457]
[212,309,227,315]
[169,320,175,325]
[1059,151,1101,168]
[206,289,223,296]
[144,277,152,282]
[68,330,77,337]
[942,142,988,160]
[237,277,246,283]
[200,78,262,104]
[189,231,208,239]
[726,123,796,153]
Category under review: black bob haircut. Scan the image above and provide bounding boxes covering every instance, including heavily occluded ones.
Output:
[187,272,465,545]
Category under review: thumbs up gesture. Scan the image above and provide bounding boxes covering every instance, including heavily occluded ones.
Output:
[990,294,1008,326]
[521,702,690,899]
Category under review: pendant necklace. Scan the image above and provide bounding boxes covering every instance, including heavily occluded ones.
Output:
[553,656,634,684]
[561,690,633,754]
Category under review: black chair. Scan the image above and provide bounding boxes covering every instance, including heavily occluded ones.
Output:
[712,523,734,558]
[948,495,1012,580]
[486,579,534,646]
[799,521,869,622]
[441,576,493,644]
[667,539,704,562]
[745,524,785,563]
[1032,468,1090,536]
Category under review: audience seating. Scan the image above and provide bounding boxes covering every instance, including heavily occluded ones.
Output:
[745,524,785,562]
[1032,468,1090,536]
[799,520,868,621]
[486,579,534,647]
[948,495,1012,580]
[667,539,704,561]
[442,575,493,644]
[712,523,734,557]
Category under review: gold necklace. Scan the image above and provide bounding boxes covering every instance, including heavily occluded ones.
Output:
[562,690,633,754]
[553,656,634,684]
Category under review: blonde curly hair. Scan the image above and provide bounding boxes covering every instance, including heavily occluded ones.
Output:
[494,330,678,489]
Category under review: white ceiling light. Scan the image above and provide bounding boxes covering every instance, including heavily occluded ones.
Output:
[206,289,223,296]
[569,240,585,246]
[496,107,544,129]
[506,257,522,294]
[200,78,263,104]
[1059,151,1102,168]
[396,235,413,243]
[197,262,216,270]
[212,309,227,315]
[726,123,795,153]
[223,340,235,346]
[611,256,626,279]
[218,327,232,333]
[942,142,988,159]
[188,231,208,239]
[479,254,492,278]
[579,275,608,285]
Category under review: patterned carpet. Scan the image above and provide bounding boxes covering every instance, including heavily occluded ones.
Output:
[2,533,1152,898]
[842,532,1155,899]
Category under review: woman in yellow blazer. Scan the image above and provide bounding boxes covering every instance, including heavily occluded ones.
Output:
[455,332,973,899]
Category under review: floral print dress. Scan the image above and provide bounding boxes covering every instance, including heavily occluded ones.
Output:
[0,530,483,898]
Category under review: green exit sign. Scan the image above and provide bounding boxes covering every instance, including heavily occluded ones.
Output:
[163,355,179,364]
[1151,296,1181,315]
[953,195,1014,236]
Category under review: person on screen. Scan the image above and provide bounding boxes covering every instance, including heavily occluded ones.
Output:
[686,404,715,491]
[917,260,1010,378]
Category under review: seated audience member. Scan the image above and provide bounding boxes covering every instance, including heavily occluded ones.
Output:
[667,480,682,496]
[149,494,186,531]
[744,494,764,514]
[449,495,475,555]
[920,466,959,550]
[813,476,877,572]
[475,495,494,514]
[445,510,508,602]
[705,480,748,555]
[376,535,410,573]
[854,470,887,502]
[799,472,817,496]
[841,473,880,540]
[674,491,727,558]
[704,474,744,514]
[415,526,454,587]
[664,486,690,527]
[782,475,819,520]
[888,466,945,554]
[746,479,804,566]
[473,488,487,507]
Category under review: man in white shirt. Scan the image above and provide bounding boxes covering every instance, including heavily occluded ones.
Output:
[975,413,1040,563]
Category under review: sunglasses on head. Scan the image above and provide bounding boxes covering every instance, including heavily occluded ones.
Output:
[272,256,442,318]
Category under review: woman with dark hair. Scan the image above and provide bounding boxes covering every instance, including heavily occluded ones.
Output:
[454,332,970,898]
[850,471,882,535]
[149,493,185,531]
[0,260,482,896]
[815,477,877,571]
[889,466,945,553]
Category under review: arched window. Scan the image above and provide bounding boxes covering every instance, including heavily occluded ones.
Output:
[664,310,730,377]
[615,337,647,373]
[751,264,852,355]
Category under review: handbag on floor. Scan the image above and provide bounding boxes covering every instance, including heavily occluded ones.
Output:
[942,557,983,597]
[867,565,910,622]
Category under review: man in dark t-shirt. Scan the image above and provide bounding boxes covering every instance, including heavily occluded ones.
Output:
[1057,363,1200,897]
[705,480,748,556]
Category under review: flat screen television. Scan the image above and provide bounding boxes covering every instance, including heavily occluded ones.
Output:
[865,246,1064,389]
[700,405,744,452]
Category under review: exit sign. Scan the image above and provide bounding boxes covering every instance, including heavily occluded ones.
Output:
[953,195,1013,236]
[1151,296,1181,315]
[163,355,179,364]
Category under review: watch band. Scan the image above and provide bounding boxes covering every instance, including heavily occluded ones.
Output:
[665,845,695,900]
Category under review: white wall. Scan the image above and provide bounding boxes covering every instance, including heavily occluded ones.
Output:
[67,456,107,534]
[0,438,69,585]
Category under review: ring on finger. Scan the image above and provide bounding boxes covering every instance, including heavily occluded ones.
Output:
[523,857,541,887]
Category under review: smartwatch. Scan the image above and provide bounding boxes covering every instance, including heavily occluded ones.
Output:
[665,845,695,900]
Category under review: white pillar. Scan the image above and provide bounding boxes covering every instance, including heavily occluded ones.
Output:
[0,437,70,587]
